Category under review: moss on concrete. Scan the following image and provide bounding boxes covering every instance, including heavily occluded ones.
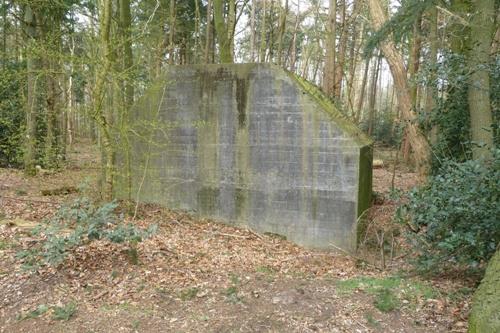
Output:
[357,145,373,243]
[287,72,372,147]
[468,249,500,333]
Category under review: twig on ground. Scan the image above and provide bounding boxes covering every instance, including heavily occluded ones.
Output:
[0,195,61,205]
[329,243,383,271]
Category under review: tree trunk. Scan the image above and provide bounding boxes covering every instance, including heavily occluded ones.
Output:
[408,13,422,108]
[119,0,134,201]
[250,0,256,61]
[355,56,370,123]
[168,0,176,64]
[368,53,381,136]
[214,0,233,63]
[94,0,115,200]
[424,6,438,143]
[467,0,495,159]
[259,0,267,62]
[333,0,348,98]
[276,0,288,66]
[368,0,431,175]
[204,0,213,63]
[289,0,300,72]
[24,5,38,175]
[323,0,337,97]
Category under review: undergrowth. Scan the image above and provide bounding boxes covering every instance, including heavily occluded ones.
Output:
[16,197,157,271]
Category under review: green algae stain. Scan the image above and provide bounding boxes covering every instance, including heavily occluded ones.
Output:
[236,78,248,128]
[234,187,247,219]
[197,186,220,215]
[356,145,373,243]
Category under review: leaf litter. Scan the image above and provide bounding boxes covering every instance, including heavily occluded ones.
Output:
[0,142,473,332]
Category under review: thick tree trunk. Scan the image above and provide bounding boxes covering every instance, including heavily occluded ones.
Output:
[368,0,431,175]
[214,0,234,63]
[467,0,495,159]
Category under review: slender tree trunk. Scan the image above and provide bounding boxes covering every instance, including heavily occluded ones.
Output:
[368,0,431,175]
[323,0,337,97]
[277,0,288,66]
[194,0,201,62]
[259,0,267,62]
[227,0,236,60]
[168,0,176,64]
[355,56,370,123]
[408,13,422,108]
[250,0,256,61]
[289,0,300,72]
[425,6,438,143]
[204,0,212,63]
[2,0,6,67]
[24,5,37,175]
[119,0,134,201]
[94,0,115,200]
[333,0,348,98]
[368,54,381,136]
[467,0,495,159]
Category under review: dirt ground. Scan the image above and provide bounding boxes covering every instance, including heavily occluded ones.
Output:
[0,142,473,332]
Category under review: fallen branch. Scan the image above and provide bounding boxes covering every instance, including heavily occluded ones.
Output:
[0,195,61,205]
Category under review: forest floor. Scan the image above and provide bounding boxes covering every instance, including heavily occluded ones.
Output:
[0,141,474,333]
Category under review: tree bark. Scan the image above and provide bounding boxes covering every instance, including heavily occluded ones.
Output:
[368,0,431,175]
[467,0,495,159]
[214,0,234,63]
[94,0,115,200]
[408,13,422,109]
[23,5,37,175]
[168,0,176,64]
[323,0,337,97]
[355,56,370,124]
[250,0,256,61]
[204,0,213,63]
[333,0,348,98]
[368,53,381,136]
[276,0,288,66]
[259,0,267,62]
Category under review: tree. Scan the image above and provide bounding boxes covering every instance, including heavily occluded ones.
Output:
[467,0,495,159]
[23,4,38,175]
[214,0,235,63]
[367,0,431,175]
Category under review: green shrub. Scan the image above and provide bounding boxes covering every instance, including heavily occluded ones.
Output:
[16,197,157,270]
[0,63,25,167]
[400,151,500,274]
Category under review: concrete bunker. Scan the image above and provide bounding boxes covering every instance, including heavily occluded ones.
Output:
[118,64,372,251]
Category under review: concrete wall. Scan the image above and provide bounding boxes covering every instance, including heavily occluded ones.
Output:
[120,64,372,251]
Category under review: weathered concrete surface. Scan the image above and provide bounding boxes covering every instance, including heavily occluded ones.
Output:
[468,249,500,333]
[119,64,372,251]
